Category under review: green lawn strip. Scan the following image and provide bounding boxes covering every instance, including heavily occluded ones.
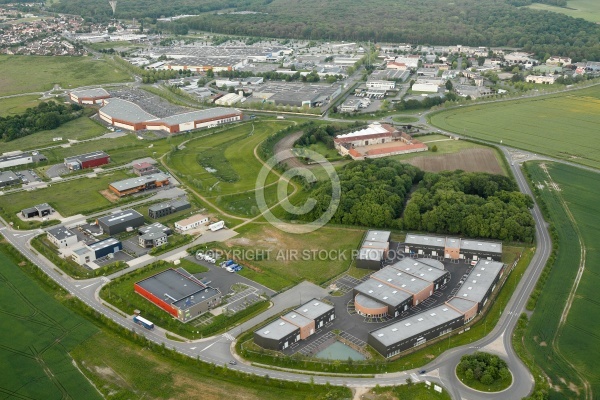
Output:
[0,243,101,400]
[31,235,127,279]
[392,115,420,123]
[526,0,600,23]
[0,169,132,218]
[429,86,600,169]
[0,55,132,96]
[0,94,40,117]
[99,260,269,339]
[370,382,452,400]
[522,161,600,399]
[1,242,351,400]
[236,245,530,373]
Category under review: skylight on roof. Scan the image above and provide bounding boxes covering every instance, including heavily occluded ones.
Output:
[418,318,424,321]
[430,313,436,316]
[383,296,388,300]
[264,330,270,334]
[405,322,411,326]
[279,322,285,325]
[442,308,448,311]
[378,333,384,337]
[392,290,397,294]
[314,302,320,306]
[392,328,398,332]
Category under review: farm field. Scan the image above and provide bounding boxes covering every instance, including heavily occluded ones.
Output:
[224,223,365,290]
[389,135,506,175]
[1,115,109,154]
[0,169,131,219]
[0,94,40,117]
[526,0,600,23]
[429,86,600,169]
[166,120,292,217]
[523,162,600,399]
[0,244,100,400]
[0,55,132,96]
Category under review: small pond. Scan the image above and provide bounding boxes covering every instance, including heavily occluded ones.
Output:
[315,341,366,361]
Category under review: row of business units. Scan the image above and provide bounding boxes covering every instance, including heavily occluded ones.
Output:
[404,233,503,262]
[135,268,222,323]
[98,98,243,133]
[254,299,336,351]
[354,258,450,318]
[0,152,45,170]
[368,259,505,357]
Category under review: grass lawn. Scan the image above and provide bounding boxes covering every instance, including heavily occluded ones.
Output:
[0,55,132,96]
[300,141,343,161]
[0,94,40,117]
[392,115,420,123]
[222,223,366,291]
[0,169,131,218]
[523,162,600,399]
[429,86,600,169]
[1,115,109,153]
[370,382,451,399]
[526,0,600,23]
[0,243,101,400]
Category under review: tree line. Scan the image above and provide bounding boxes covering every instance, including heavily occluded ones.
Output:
[0,101,83,142]
[293,159,535,242]
[294,122,364,150]
[457,352,511,386]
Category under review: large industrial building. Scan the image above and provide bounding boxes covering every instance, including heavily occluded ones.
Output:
[108,173,170,197]
[96,209,145,235]
[99,98,243,133]
[64,151,110,170]
[0,153,33,169]
[367,259,505,357]
[148,198,191,219]
[250,82,342,108]
[135,268,222,322]
[254,299,335,351]
[0,171,20,188]
[404,233,503,261]
[69,88,111,104]
[356,230,391,270]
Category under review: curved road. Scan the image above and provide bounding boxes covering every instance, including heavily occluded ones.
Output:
[0,146,551,399]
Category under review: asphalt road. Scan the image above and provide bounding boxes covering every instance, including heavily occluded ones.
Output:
[0,145,553,399]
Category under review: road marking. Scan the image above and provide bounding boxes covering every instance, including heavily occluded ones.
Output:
[75,285,81,288]
[410,373,420,382]
[223,333,235,341]
[81,282,100,289]
[200,342,216,352]
[190,347,196,350]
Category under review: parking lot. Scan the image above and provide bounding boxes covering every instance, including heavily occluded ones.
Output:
[16,169,42,184]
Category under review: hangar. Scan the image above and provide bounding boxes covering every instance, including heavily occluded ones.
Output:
[99,98,243,133]
[134,268,222,322]
[69,88,111,105]
[96,209,145,235]
[404,233,502,261]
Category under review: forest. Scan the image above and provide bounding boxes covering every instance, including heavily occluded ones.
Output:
[295,159,535,242]
[0,101,83,142]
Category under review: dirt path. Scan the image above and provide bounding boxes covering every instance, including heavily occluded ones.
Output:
[272,130,305,169]
[541,163,592,400]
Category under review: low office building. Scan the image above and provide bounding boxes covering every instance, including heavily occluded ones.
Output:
[370,267,434,306]
[354,278,413,318]
[96,209,145,235]
[459,239,503,261]
[366,80,396,90]
[47,226,78,248]
[456,260,505,312]
[148,198,191,219]
[390,258,449,291]
[526,75,557,84]
[175,214,209,232]
[0,171,20,188]
[139,222,172,236]
[64,151,110,170]
[21,203,53,218]
[0,153,33,169]
[109,173,170,197]
[254,299,335,351]
[71,237,122,265]
[132,162,159,176]
[69,88,110,105]
[134,268,222,322]
[139,231,168,248]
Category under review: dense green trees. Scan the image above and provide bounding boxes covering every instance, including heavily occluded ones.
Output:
[296,160,534,242]
[457,352,511,387]
[402,171,535,242]
[0,101,83,142]
[295,123,364,149]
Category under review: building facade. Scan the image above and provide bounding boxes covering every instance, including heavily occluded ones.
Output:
[47,226,78,248]
[96,209,145,235]
[175,214,209,232]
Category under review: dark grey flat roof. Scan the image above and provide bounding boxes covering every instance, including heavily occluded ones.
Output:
[446,297,478,313]
[417,258,445,270]
[365,230,391,243]
[404,233,446,248]
[0,153,32,163]
[370,304,463,346]
[0,171,19,183]
[390,258,448,283]
[355,293,387,310]
[156,107,241,125]
[64,151,109,164]
[255,319,299,340]
[47,226,76,241]
[89,237,120,251]
[295,298,334,320]
[460,239,502,254]
[355,278,412,307]
[139,222,170,235]
[456,260,504,304]
[110,173,169,192]
[358,248,385,261]
[98,209,143,226]
[137,268,206,304]
[140,231,167,240]
[371,266,431,294]
[282,311,312,328]
[172,286,220,310]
